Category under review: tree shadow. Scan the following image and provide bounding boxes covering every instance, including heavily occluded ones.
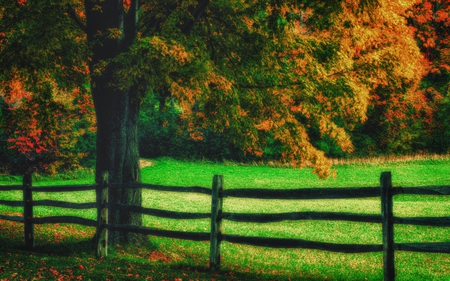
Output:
[0,226,339,281]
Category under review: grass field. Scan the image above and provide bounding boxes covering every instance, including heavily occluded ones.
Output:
[1,157,450,280]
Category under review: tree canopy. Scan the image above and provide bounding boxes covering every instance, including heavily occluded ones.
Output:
[1,0,440,177]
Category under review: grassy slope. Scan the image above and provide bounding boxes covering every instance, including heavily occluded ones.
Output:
[1,157,450,280]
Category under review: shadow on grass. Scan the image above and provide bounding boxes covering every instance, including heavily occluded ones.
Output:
[0,235,332,281]
[0,218,332,280]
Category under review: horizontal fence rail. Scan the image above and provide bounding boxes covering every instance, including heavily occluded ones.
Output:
[106,203,210,220]
[222,187,381,199]
[0,214,24,222]
[0,185,23,191]
[0,177,98,233]
[0,199,23,207]
[221,211,383,223]
[111,182,212,195]
[0,171,449,281]
[105,224,210,241]
[221,234,383,252]
[31,216,97,227]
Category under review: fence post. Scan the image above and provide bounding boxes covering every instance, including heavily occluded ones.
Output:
[96,171,109,258]
[210,174,223,271]
[23,173,34,250]
[381,171,395,281]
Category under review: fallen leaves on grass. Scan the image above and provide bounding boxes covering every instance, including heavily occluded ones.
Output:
[149,250,172,263]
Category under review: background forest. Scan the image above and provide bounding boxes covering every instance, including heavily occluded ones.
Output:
[0,0,449,175]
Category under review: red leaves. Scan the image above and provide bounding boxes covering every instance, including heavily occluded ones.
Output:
[435,9,449,22]
[409,0,450,74]
[48,267,59,276]
[2,72,96,173]
[123,0,131,10]
[2,76,32,110]
[149,250,171,263]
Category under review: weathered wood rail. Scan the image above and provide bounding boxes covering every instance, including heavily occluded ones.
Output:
[0,172,449,281]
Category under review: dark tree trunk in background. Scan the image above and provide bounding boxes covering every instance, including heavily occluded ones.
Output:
[85,0,144,245]
[83,0,209,245]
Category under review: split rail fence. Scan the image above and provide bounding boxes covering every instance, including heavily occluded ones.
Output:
[1,171,450,281]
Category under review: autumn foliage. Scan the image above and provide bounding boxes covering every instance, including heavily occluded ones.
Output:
[1,0,450,177]
[0,71,95,174]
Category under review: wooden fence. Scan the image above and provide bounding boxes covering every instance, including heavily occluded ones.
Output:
[0,171,450,281]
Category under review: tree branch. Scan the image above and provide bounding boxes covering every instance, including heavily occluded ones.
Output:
[66,4,86,33]
[139,1,210,37]
[181,0,210,35]
[139,4,176,37]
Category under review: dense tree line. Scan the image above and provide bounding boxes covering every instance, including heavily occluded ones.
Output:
[0,0,450,173]
[1,0,449,177]
[139,0,450,161]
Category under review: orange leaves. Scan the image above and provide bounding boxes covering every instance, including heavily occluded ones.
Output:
[2,73,96,173]
[255,120,273,131]
[107,28,123,39]
[148,250,171,263]
[123,0,131,10]
[246,147,264,157]
[424,37,436,48]
[1,75,32,110]
[242,16,254,30]
[147,36,191,65]
[435,9,449,22]
[188,122,204,141]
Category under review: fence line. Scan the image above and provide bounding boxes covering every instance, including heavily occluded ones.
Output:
[0,172,449,281]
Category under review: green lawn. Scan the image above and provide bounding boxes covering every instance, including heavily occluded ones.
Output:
[1,157,449,280]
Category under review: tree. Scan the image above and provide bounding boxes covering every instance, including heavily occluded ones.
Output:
[3,0,419,246]
[407,0,450,153]
[0,72,95,174]
[335,0,427,155]
[0,1,94,174]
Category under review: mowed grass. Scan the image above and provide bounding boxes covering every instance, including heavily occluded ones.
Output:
[1,157,450,280]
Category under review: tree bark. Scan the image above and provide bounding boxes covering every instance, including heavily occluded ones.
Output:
[83,0,208,245]
[85,0,144,245]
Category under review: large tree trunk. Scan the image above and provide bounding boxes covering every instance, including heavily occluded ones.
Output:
[83,0,208,245]
[93,82,144,245]
[85,0,144,245]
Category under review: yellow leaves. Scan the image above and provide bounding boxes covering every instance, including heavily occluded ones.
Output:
[106,28,122,39]
[207,72,233,93]
[169,81,200,113]
[255,120,273,131]
[236,105,247,117]
[330,0,423,104]
[91,5,102,12]
[242,16,254,30]
[1,72,32,110]
[310,150,334,179]
[318,117,354,153]
[169,45,190,64]
[147,36,191,65]
[93,60,108,77]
